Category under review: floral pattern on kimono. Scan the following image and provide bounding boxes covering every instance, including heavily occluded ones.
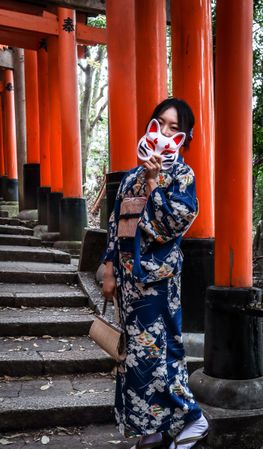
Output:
[102,156,202,438]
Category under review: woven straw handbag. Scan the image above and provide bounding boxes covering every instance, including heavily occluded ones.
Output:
[89,298,126,362]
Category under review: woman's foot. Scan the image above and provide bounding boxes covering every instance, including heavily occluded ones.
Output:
[130,432,162,449]
[168,414,209,449]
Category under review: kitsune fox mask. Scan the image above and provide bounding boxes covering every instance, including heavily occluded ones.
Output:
[137,118,186,170]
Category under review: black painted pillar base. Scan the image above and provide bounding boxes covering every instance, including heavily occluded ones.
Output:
[181,238,214,333]
[188,285,263,441]
[106,171,127,220]
[37,186,51,225]
[60,197,87,241]
[47,191,63,232]
[190,367,263,410]
[0,176,7,199]
[204,286,263,380]
[23,163,40,209]
[5,178,19,201]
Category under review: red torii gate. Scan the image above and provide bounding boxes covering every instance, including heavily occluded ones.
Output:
[0,0,260,445]
[0,1,107,240]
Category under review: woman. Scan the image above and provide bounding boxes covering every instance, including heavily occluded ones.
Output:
[102,98,209,449]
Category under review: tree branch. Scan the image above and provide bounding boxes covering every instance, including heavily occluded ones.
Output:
[78,62,86,72]
[90,100,108,132]
[93,83,107,105]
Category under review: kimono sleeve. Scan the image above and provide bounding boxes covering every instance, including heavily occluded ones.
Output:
[138,164,198,243]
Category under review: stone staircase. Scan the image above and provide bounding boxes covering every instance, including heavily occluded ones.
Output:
[0,204,205,448]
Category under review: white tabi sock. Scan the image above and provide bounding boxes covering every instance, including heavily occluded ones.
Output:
[169,414,209,449]
[130,432,162,449]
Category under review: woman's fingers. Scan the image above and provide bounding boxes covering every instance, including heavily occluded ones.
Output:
[102,274,116,302]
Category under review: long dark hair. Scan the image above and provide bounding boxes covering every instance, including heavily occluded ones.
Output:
[149,98,195,148]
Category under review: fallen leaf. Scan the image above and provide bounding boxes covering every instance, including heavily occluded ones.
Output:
[3,433,27,439]
[107,441,122,444]
[40,383,52,391]
[0,439,13,445]
[41,435,50,444]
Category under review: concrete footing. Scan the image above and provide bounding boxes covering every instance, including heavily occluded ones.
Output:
[17,209,38,221]
[190,367,263,410]
[199,400,263,449]
[79,228,107,272]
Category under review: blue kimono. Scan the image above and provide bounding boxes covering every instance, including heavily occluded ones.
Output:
[103,156,202,438]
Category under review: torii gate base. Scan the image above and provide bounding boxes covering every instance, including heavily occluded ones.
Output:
[181,238,214,332]
[47,192,63,232]
[38,186,51,224]
[59,197,87,241]
[5,178,18,201]
[0,176,7,198]
[23,163,40,210]
[189,287,263,448]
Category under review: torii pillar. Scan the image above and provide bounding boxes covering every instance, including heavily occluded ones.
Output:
[3,69,18,201]
[47,36,63,233]
[37,42,51,224]
[23,50,40,210]
[189,2,263,445]
[135,0,167,140]
[57,7,87,241]
[13,48,26,211]
[106,0,138,218]
[0,93,6,198]
[171,0,215,332]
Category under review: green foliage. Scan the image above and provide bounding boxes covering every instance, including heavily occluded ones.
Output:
[87,14,106,29]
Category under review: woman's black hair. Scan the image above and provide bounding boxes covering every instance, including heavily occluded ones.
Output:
[148,97,195,149]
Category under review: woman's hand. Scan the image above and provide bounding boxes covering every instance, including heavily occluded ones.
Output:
[102,261,117,302]
[143,154,162,181]
[144,154,162,196]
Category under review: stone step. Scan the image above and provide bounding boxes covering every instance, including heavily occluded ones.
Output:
[0,210,8,217]
[0,217,38,228]
[0,283,88,307]
[0,306,94,336]
[0,335,202,377]
[0,234,41,246]
[0,261,78,283]
[0,335,115,376]
[0,205,18,218]
[0,224,33,235]
[0,307,93,336]
[0,423,137,449]
[0,245,71,263]
[0,201,18,205]
[0,373,115,431]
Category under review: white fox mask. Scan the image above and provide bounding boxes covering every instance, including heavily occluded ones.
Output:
[137,118,186,170]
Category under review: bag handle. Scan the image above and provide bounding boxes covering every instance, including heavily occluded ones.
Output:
[102,298,108,316]
[102,296,121,324]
